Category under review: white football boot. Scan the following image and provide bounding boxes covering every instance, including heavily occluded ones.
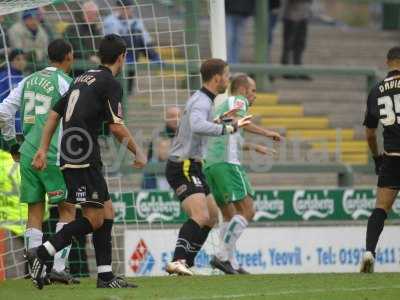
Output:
[360,251,375,273]
[166,260,193,276]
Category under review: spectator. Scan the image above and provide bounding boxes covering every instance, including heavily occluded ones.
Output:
[64,1,103,76]
[0,49,26,134]
[8,9,49,63]
[225,0,255,63]
[104,0,162,64]
[37,7,55,41]
[281,0,312,79]
[147,106,180,160]
[268,0,281,49]
[104,0,163,93]
[142,138,172,190]
[0,15,9,58]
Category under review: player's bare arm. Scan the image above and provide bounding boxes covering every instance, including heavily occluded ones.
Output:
[109,123,147,168]
[32,110,61,170]
[243,142,277,156]
[244,123,282,141]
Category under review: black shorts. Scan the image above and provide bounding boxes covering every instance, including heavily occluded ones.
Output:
[166,159,210,202]
[378,154,400,189]
[62,165,110,208]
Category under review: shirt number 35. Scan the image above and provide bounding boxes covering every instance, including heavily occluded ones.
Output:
[378,94,400,126]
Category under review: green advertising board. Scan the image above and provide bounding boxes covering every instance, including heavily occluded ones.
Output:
[111,189,400,224]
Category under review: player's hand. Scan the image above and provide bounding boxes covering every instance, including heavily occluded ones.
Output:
[224,115,253,134]
[254,145,277,156]
[236,115,253,128]
[267,131,283,142]
[133,151,147,169]
[32,149,47,171]
[373,154,383,175]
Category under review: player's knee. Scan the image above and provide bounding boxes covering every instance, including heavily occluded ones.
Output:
[207,208,219,228]
[27,202,45,228]
[103,200,115,219]
[83,208,104,230]
[207,213,218,228]
[88,215,104,231]
[191,211,210,227]
[58,201,76,222]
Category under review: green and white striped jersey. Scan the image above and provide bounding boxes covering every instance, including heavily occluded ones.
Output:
[204,95,249,168]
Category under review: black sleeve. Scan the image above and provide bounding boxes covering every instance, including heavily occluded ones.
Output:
[103,78,124,124]
[363,88,379,129]
[52,92,69,116]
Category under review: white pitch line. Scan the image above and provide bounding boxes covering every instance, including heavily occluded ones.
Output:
[160,285,400,300]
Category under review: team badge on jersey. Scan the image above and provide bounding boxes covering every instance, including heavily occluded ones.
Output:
[234,99,245,110]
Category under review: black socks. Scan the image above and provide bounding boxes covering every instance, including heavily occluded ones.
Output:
[38,217,93,261]
[366,208,387,256]
[93,219,114,281]
[173,219,212,268]
[173,219,203,262]
[186,226,211,267]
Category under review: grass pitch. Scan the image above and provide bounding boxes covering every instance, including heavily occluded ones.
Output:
[0,273,399,300]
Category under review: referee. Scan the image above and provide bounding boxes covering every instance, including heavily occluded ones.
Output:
[165,58,252,275]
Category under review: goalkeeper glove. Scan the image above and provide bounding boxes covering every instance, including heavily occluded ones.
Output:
[222,123,238,135]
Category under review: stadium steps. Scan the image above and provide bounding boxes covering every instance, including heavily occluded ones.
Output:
[310,141,368,154]
[249,105,303,117]
[286,129,355,141]
[341,153,369,165]
[261,117,330,129]
[249,89,368,166]
[254,93,279,105]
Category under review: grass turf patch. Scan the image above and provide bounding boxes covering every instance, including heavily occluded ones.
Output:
[0,273,399,300]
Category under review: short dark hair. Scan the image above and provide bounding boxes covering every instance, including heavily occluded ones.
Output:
[99,34,127,65]
[9,48,25,62]
[230,73,250,94]
[48,39,72,63]
[387,47,400,61]
[200,58,228,82]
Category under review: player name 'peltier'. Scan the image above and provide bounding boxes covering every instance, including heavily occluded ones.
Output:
[25,76,55,94]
